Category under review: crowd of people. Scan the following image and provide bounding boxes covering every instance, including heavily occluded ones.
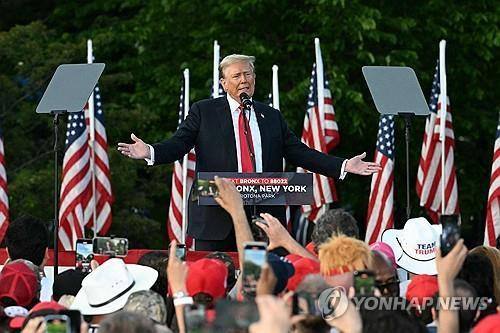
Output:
[0,177,499,332]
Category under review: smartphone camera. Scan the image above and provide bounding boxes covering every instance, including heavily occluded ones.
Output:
[439,214,460,256]
[44,314,70,333]
[353,270,376,296]
[192,179,219,201]
[184,304,207,331]
[92,237,129,257]
[292,292,321,316]
[75,239,93,273]
[242,242,267,297]
[175,244,186,261]
[59,310,82,333]
[214,299,259,329]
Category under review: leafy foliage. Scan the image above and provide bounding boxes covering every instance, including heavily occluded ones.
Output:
[0,0,498,247]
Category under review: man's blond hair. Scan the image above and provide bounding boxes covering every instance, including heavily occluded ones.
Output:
[219,54,255,78]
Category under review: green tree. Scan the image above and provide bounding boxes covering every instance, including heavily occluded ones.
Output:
[0,0,498,248]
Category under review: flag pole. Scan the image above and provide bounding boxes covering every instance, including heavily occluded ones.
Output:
[181,68,190,244]
[87,39,97,238]
[314,38,325,121]
[272,65,280,111]
[272,65,285,170]
[439,40,447,215]
[273,64,291,226]
[212,41,220,98]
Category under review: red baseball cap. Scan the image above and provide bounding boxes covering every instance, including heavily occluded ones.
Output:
[187,259,228,300]
[286,257,320,291]
[285,254,303,264]
[9,301,66,329]
[473,313,500,333]
[406,274,439,306]
[0,262,39,307]
[305,242,317,255]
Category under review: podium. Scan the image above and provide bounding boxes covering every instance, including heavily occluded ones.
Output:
[362,66,429,220]
[36,63,105,275]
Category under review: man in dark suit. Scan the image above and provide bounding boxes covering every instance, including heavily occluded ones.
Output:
[118,54,380,251]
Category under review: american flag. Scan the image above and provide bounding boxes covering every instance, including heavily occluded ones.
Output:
[84,85,112,235]
[0,127,9,243]
[297,63,340,222]
[484,113,500,246]
[210,83,225,98]
[416,60,459,222]
[167,78,195,246]
[59,83,112,250]
[59,111,92,250]
[365,115,395,244]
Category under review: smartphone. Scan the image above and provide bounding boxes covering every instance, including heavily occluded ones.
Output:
[242,242,267,297]
[214,299,259,329]
[440,214,460,256]
[92,237,129,256]
[175,244,186,261]
[192,179,219,201]
[183,304,207,332]
[353,270,376,296]
[75,239,93,273]
[292,291,320,316]
[59,310,81,333]
[44,314,70,333]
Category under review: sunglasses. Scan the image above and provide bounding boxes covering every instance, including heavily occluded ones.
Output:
[375,278,400,295]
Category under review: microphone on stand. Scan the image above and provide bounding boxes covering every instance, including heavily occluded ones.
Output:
[239,92,258,220]
[240,92,253,111]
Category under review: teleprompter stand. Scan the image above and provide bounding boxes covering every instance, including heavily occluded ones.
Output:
[36,63,105,275]
[362,66,429,220]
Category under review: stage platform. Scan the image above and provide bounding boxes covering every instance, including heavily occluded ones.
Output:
[0,248,240,268]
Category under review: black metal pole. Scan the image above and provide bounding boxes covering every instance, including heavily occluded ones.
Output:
[53,113,59,276]
[402,113,412,220]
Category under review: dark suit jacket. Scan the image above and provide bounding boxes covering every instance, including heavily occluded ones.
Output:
[153,97,344,240]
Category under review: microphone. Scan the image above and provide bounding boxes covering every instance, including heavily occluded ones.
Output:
[239,92,253,110]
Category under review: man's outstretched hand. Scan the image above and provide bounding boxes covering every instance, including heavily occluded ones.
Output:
[345,152,381,176]
[117,133,150,160]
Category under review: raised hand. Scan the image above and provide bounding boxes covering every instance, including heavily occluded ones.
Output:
[345,152,381,176]
[213,176,244,217]
[249,295,291,333]
[167,240,189,294]
[436,238,468,283]
[117,133,150,160]
[256,213,291,250]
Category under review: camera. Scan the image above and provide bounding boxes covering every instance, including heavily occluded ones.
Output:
[75,239,93,273]
[242,242,267,297]
[353,270,376,296]
[174,243,186,261]
[44,314,70,333]
[439,214,460,256]
[92,237,129,257]
[214,299,259,329]
[192,179,219,201]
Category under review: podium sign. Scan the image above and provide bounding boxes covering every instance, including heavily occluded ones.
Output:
[197,172,313,206]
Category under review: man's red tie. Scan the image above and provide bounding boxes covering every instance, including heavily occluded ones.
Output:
[238,106,255,172]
